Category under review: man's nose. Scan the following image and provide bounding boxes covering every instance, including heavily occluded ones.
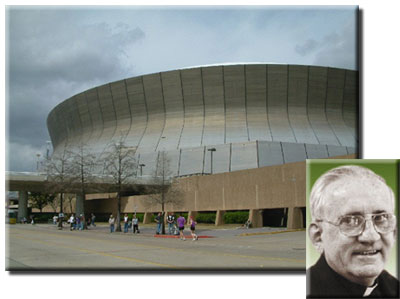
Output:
[358,219,380,242]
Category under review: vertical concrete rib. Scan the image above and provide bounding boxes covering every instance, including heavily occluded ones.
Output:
[125,76,148,149]
[244,65,250,141]
[139,73,165,151]
[180,68,205,148]
[156,70,183,152]
[154,73,167,152]
[288,65,318,144]
[96,83,118,151]
[326,68,357,147]
[223,66,227,144]
[246,64,272,141]
[224,65,248,143]
[67,95,84,145]
[177,70,185,149]
[285,65,298,143]
[85,87,104,151]
[202,66,225,146]
[200,68,206,146]
[267,64,296,142]
[342,70,358,137]
[109,79,132,143]
[307,66,339,146]
[76,91,93,145]
[179,68,204,148]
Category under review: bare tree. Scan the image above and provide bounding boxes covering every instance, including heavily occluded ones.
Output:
[43,145,74,229]
[102,139,137,232]
[144,151,183,234]
[68,144,97,229]
[44,147,72,204]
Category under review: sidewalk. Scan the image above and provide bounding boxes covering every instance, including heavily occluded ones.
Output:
[34,222,299,238]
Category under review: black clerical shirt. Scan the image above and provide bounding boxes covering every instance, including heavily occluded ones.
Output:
[307,255,399,298]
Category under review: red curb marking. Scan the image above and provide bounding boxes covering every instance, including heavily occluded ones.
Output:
[153,235,215,239]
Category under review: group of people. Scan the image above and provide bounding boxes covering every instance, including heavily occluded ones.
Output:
[106,212,199,241]
[67,213,96,231]
[157,212,198,241]
[108,213,140,233]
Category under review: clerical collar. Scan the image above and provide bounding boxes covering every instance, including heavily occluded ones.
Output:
[363,282,378,297]
[320,255,378,297]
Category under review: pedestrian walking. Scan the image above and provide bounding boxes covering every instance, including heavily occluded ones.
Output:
[123,213,129,233]
[177,214,186,241]
[109,214,115,233]
[91,213,96,227]
[132,214,139,234]
[189,215,198,241]
[155,212,162,234]
[68,214,75,230]
[53,214,58,225]
[167,212,175,235]
[75,214,80,230]
[80,214,85,230]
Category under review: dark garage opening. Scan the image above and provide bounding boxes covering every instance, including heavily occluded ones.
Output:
[262,208,287,227]
[301,207,306,228]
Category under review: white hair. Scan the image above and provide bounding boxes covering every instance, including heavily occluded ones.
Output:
[310,165,395,221]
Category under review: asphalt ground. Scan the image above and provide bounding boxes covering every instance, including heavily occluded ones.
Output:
[6,222,306,271]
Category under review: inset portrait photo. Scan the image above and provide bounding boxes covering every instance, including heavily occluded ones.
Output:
[306,159,399,298]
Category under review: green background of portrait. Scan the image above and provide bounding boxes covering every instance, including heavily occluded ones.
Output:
[306,159,398,277]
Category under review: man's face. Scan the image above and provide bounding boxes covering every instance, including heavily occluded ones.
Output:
[320,178,396,286]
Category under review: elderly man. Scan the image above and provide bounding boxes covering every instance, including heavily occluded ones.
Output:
[307,165,399,298]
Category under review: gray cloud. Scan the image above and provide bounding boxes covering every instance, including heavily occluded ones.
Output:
[295,39,319,56]
[313,21,357,69]
[6,7,357,172]
[7,9,146,171]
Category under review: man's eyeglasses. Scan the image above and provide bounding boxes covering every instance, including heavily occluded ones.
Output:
[316,213,397,237]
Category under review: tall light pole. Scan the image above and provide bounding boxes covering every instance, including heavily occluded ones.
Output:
[46,141,52,159]
[36,153,41,172]
[139,164,146,176]
[208,148,216,174]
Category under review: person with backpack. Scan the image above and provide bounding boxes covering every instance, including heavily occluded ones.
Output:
[167,212,176,235]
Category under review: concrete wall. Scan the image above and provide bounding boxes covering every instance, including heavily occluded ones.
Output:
[85,153,356,216]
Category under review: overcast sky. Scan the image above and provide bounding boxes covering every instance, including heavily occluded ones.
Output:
[5,6,358,172]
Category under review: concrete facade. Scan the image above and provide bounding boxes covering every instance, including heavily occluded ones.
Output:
[84,154,356,227]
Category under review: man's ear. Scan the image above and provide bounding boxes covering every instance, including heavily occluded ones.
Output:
[309,223,324,254]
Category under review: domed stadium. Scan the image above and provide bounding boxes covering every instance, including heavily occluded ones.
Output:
[46,63,358,228]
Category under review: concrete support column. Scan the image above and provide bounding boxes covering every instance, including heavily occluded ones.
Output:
[215,210,225,226]
[143,212,152,224]
[17,191,28,222]
[287,207,303,229]
[249,209,263,228]
[75,194,85,216]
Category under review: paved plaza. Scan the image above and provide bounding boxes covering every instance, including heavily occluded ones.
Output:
[6,223,306,271]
